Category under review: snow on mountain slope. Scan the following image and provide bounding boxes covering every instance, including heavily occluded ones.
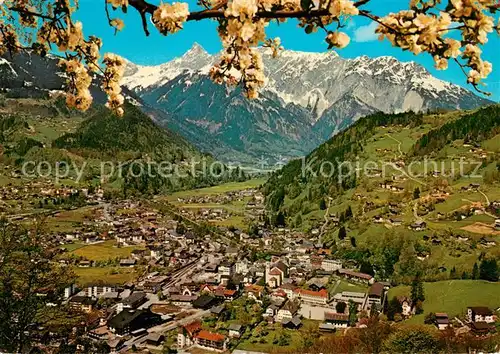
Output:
[122,43,492,162]
[122,43,215,92]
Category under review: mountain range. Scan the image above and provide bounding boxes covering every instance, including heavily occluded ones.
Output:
[123,43,492,164]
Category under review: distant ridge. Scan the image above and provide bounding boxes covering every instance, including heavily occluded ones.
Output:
[122,43,492,163]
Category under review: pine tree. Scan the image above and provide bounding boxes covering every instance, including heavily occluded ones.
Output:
[348,300,358,326]
[338,226,347,240]
[450,266,457,279]
[350,236,357,248]
[472,262,479,279]
[387,297,402,321]
[413,187,420,199]
[345,205,353,219]
[479,258,499,281]
[411,276,425,304]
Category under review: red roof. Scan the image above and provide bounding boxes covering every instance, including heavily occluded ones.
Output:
[245,285,263,293]
[272,289,287,297]
[269,269,282,276]
[295,288,329,298]
[224,289,237,297]
[195,330,225,342]
[183,321,201,336]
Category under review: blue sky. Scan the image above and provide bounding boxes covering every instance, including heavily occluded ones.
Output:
[76,0,500,101]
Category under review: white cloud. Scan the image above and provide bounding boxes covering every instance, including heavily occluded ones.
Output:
[353,22,379,43]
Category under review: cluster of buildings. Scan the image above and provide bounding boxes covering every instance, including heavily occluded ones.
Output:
[0,181,105,215]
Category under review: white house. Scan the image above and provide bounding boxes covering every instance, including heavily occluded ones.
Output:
[276,300,300,322]
[218,261,235,277]
[467,307,495,323]
[294,288,329,306]
[321,259,342,272]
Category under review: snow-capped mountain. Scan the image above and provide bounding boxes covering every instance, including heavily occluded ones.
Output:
[126,43,494,162]
[122,43,215,92]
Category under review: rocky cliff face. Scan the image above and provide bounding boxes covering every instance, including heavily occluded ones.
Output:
[95,44,497,163]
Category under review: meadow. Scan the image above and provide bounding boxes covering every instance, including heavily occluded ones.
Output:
[71,240,144,261]
[73,266,139,286]
[388,280,500,323]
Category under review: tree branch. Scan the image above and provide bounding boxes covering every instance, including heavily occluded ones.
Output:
[128,0,372,23]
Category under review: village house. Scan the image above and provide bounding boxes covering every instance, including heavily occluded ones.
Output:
[373,215,384,223]
[170,294,198,307]
[338,269,374,284]
[244,284,264,302]
[143,275,169,293]
[64,284,76,299]
[265,304,281,318]
[218,261,235,277]
[177,321,228,352]
[467,307,495,323]
[410,220,427,231]
[116,235,131,245]
[108,310,162,336]
[79,260,92,267]
[320,259,343,272]
[85,284,118,298]
[324,312,349,329]
[235,259,249,275]
[470,321,496,336]
[282,316,302,329]
[495,219,500,231]
[279,283,297,298]
[435,313,450,330]
[150,247,163,259]
[119,259,136,267]
[397,296,414,317]
[69,295,97,313]
[228,323,244,338]
[117,292,147,313]
[294,288,329,306]
[366,282,385,310]
[307,277,329,291]
[390,218,403,226]
[276,299,300,322]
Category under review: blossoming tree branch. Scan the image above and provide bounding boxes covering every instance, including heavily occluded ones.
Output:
[1,0,499,116]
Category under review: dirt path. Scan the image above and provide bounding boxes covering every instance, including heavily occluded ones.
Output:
[385,133,427,186]
[319,197,333,241]
[385,133,403,158]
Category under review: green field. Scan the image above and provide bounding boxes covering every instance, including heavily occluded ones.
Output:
[388,280,500,323]
[73,266,139,286]
[331,279,369,294]
[164,178,266,201]
[236,319,323,352]
[71,240,144,261]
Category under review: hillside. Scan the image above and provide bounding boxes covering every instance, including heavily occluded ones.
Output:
[53,103,202,162]
[263,105,500,281]
[0,97,229,194]
[388,280,500,323]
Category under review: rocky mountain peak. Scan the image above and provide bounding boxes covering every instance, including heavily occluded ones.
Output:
[120,46,492,163]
